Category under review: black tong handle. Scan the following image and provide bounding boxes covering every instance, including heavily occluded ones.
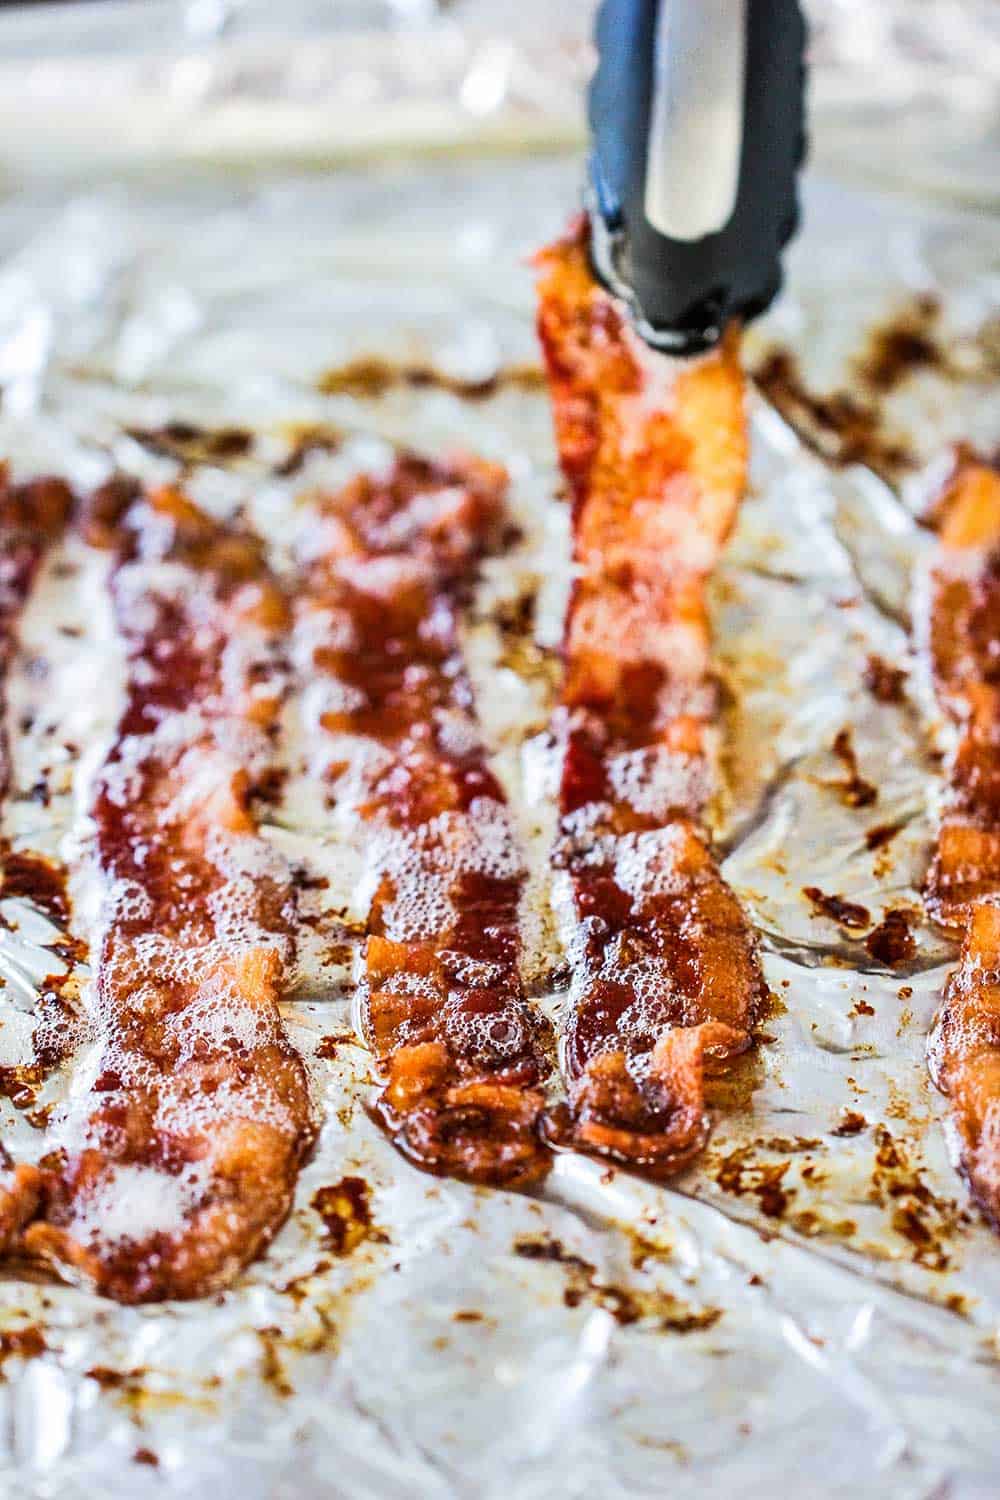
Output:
[588,0,807,352]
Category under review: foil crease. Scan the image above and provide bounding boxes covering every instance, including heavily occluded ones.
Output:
[0,27,993,1500]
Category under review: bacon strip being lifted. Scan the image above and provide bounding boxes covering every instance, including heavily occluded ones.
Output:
[535,220,765,1175]
[0,471,72,1249]
[295,453,553,1187]
[919,453,1000,1225]
[23,485,314,1301]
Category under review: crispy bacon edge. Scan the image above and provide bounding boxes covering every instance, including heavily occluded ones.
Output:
[295,453,554,1189]
[920,453,1000,1225]
[0,470,73,1251]
[534,219,765,1175]
[21,482,315,1302]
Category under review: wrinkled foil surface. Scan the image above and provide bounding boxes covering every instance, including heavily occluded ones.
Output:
[0,7,997,1498]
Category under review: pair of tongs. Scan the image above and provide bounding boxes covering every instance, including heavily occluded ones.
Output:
[587,0,807,355]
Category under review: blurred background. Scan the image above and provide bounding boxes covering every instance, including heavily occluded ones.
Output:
[0,0,995,207]
[0,0,993,485]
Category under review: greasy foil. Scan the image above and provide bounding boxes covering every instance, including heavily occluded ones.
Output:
[0,10,997,1500]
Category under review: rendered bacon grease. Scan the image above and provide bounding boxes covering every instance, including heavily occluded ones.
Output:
[22,486,314,1301]
[0,471,73,1248]
[919,454,1000,1226]
[294,454,554,1187]
[534,221,765,1174]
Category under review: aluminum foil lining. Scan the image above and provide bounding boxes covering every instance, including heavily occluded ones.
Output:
[0,99,996,1500]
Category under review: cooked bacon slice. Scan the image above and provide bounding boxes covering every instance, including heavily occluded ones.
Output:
[0,471,72,1246]
[928,901,1000,1225]
[535,220,764,1174]
[920,453,1000,1223]
[23,486,314,1301]
[296,454,553,1188]
[922,456,1000,931]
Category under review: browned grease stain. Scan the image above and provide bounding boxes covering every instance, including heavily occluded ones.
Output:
[317,356,546,403]
[84,1368,221,1421]
[712,1146,794,1218]
[1,849,70,926]
[314,1034,358,1060]
[827,728,878,809]
[255,1305,340,1400]
[869,1126,968,1271]
[707,1133,865,1238]
[759,1136,822,1154]
[0,1063,46,1111]
[715,644,788,825]
[789,1210,858,1240]
[865,908,918,966]
[33,972,85,1066]
[863,654,908,705]
[277,1260,333,1306]
[310,1177,389,1257]
[802,886,871,930]
[751,347,914,482]
[707,1120,968,1266]
[0,844,86,989]
[854,296,943,394]
[486,583,561,707]
[86,1364,147,1392]
[133,1448,159,1468]
[868,821,908,882]
[0,966,85,1110]
[865,821,905,852]
[126,422,254,466]
[273,422,344,478]
[256,1327,294,1399]
[322,941,357,968]
[512,1234,721,1333]
[0,1324,46,1371]
[623,1231,674,1271]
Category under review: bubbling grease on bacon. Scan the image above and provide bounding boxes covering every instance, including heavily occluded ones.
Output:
[21,485,314,1302]
[919,454,1000,1227]
[294,453,554,1188]
[0,470,73,1250]
[534,220,765,1175]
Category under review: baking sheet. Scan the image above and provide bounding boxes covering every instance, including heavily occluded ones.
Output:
[0,21,996,1500]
